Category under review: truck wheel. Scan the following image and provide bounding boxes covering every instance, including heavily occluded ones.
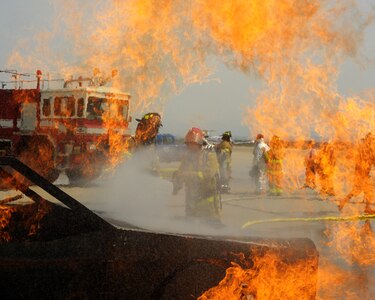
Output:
[17,137,60,183]
[66,153,105,186]
[65,168,102,186]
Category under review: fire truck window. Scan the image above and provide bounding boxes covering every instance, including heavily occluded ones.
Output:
[77,98,84,117]
[67,97,75,117]
[54,97,61,115]
[117,103,128,119]
[87,97,106,119]
[109,100,126,119]
[121,103,128,119]
[42,99,51,116]
[108,102,118,118]
[54,97,75,117]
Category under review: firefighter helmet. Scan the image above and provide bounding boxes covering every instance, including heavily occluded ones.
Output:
[185,127,204,145]
[222,131,232,141]
[136,112,163,127]
[256,133,264,140]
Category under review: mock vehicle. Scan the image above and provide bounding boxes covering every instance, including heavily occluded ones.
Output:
[0,70,132,185]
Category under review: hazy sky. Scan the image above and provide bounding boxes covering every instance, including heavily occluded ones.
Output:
[0,0,374,138]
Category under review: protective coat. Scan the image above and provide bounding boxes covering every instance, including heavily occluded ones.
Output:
[252,139,270,193]
[216,140,232,190]
[173,149,221,221]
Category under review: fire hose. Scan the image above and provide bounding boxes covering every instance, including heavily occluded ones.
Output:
[242,213,375,229]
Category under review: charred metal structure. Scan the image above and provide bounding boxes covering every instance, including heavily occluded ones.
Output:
[0,157,319,299]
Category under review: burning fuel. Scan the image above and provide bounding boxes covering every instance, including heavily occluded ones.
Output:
[5,1,373,152]
[7,1,372,133]
[5,1,373,188]
[199,249,318,299]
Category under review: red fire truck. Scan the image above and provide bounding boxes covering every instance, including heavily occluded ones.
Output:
[0,70,132,184]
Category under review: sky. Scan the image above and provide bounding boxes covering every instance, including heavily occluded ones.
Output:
[0,0,374,139]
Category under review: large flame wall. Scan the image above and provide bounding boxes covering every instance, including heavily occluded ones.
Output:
[6,0,374,138]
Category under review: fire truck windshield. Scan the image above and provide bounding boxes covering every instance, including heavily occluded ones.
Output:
[87,97,128,120]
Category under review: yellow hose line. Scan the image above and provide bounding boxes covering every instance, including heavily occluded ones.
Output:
[242,214,375,229]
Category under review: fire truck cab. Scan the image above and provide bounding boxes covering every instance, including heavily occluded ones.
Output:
[0,72,132,185]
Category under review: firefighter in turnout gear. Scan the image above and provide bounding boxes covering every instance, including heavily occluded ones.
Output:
[338,133,375,214]
[172,127,221,223]
[315,141,336,196]
[216,131,233,193]
[251,134,270,194]
[303,140,318,189]
[266,135,285,196]
[134,112,163,147]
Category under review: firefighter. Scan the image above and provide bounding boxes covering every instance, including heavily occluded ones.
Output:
[172,127,221,224]
[302,140,318,189]
[216,131,233,193]
[315,141,336,196]
[134,112,163,147]
[133,112,163,175]
[266,135,285,196]
[250,133,270,194]
[338,133,375,214]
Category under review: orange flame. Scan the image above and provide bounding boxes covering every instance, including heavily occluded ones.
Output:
[199,249,318,299]
[0,205,16,242]
[6,1,373,176]
[316,257,372,299]
[99,102,132,168]
[325,221,375,267]
[0,201,51,243]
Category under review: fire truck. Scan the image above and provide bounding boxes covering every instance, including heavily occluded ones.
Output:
[0,70,132,184]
